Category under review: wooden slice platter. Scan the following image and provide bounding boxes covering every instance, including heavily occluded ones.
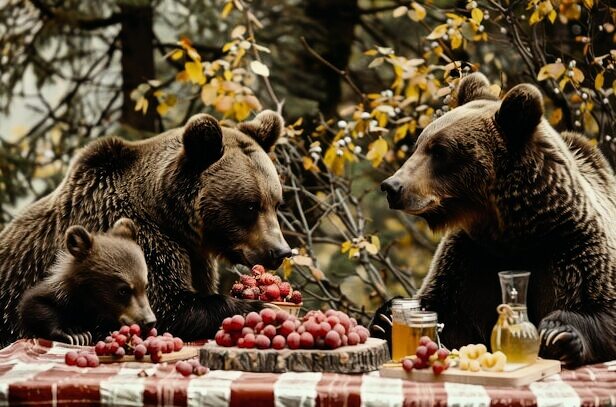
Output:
[200,337,389,373]
[379,358,561,387]
[98,345,199,364]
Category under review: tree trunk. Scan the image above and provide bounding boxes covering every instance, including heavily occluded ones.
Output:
[119,4,157,132]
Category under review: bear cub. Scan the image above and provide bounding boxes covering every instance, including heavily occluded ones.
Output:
[19,218,156,345]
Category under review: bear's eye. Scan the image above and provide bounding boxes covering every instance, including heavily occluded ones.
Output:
[247,201,259,213]
[117,287,131,299]
[430,144,449,161]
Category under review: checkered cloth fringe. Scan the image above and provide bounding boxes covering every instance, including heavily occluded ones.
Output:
[0,339,614,406]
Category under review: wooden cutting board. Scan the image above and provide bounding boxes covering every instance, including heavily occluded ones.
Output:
[379,358,561,387]
[98,345,199,364]
[200,337,390,373]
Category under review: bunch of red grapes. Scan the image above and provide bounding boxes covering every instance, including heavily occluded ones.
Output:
[175,359,208,377]
[215,309,370,350]
[64,349,100,368]
[93,324,184,363]
[402,336,450,375]
[230,265,302,304]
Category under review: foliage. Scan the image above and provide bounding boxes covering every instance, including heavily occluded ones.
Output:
[1,0,615,321]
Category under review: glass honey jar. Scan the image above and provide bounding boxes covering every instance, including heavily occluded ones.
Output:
[391,298,420,362]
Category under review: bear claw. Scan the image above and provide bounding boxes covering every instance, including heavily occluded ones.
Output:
[538,319,584,367]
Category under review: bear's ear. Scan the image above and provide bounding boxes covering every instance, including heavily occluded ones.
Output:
[182,113,224,169]
[455,72,499,105]
[495,84,543,148]
[237,110,284,152]
[66,226,92,259]
[110,218,138,240]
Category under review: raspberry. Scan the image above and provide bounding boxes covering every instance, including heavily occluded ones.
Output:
[290,291,302,304]
[265,284,280,301]
[260,308,276,324]
[256,334,271,349]
[119,325,130,336]
[134,344,147,359]
[402,358,414,372]
[260,273,275,286]
[245,312,261,328]
[272,335,286,350]
[300,332,314,349]
[231,283,245,296]
[176,361,193,377]
[129,324,141,337]
[251,264,266,276]
[287,332,301,349]
[230,315,245,331]
[94,341,106,356]
[242,289,256,300]
[240,275,257,287]
[279,282,291,297]
[324,330,341,349]
[65,351,79,366]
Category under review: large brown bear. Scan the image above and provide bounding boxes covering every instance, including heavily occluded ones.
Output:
[375,73,616,367]
[0,110,291,345]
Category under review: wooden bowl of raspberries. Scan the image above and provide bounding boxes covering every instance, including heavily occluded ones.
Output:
[231,265,303,316]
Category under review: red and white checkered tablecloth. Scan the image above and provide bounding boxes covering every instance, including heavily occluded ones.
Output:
[0,339,615,406]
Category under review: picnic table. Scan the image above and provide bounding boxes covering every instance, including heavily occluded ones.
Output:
[0,339,615,406]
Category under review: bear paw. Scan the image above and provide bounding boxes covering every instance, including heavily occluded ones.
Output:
[368,297,400,351]
[53,330,92,346]
[538,318,585,367]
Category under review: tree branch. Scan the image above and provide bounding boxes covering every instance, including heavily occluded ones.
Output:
[29,0,123,30]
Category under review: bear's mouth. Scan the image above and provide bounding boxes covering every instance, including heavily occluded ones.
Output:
[402,194,439,215]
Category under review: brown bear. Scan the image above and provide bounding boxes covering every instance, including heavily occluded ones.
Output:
[19,218,156,345]
[0,110,291,345]
[375,73,616,367]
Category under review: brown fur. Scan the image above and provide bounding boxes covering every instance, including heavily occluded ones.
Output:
[0,110,290,344]
[380,73,616,366]
[18,219,156,344]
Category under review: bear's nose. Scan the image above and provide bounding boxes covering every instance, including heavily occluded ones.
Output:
[142,318,157,331]
[381,178,402,197]
[269,246,292,268]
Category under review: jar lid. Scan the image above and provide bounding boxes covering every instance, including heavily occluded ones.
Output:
[407,310,438,325]
[392,298,420,309]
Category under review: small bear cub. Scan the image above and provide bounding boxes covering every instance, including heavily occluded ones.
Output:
[19,218,156,345]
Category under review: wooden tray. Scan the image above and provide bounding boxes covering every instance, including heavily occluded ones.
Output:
[98,345,199,364]
[379,358,561,387]
[200,337,389,373]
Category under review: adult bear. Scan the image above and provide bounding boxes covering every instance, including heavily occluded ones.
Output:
[377,73,616,367]
[0,110,291,345]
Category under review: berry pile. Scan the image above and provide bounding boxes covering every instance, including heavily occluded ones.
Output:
[65,350,99,368]
[215,309,369,350]
[175,359,208,377]
[93,324,184,363]
[401,336,451,375]
[230,265,302,304]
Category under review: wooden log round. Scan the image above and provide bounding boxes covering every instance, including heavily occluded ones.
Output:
[200,337,389,373]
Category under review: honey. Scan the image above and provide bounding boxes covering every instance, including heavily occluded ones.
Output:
[407,311,438,355]
[392,322,411,361]
[491,271,540,364]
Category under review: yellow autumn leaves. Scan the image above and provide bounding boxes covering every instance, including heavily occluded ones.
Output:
[341,236,381,259]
